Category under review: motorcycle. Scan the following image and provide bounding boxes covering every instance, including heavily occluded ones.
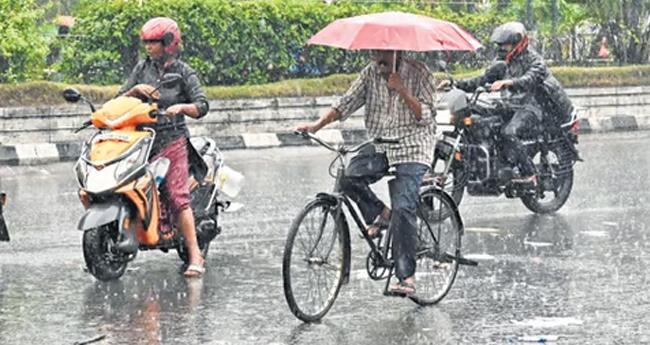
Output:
[0,192,8,242]
[433,66,582,214]
[63,74,244,281]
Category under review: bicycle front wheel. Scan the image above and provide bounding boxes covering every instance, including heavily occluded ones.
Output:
[282,198,349,322]
[410,187,463,306]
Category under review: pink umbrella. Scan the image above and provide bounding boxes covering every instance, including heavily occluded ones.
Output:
[307,11,483,52]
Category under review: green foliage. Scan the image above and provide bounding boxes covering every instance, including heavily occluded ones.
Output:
[585,0,650,64]
[59,0,507,86]
[0,0,49,82]
[3,65,649,107]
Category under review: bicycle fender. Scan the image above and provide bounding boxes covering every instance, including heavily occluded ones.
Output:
[315,192,340,207]
[315,192,351,283]
[420,185,465,235]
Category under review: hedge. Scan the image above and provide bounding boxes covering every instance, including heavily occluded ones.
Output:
[0,0,49,82]
[2,65,649,108]
[59,0,505,86]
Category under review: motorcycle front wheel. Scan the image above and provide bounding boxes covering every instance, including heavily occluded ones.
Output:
[82,223,128,281]
[521,145,574,214]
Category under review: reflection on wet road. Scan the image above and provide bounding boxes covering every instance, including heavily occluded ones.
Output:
[1,131,649,344]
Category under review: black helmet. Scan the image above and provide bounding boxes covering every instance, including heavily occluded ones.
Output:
[490,22,527,45]
[490,22,528,62]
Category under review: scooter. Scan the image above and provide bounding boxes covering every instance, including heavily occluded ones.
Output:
[63,74,244,281]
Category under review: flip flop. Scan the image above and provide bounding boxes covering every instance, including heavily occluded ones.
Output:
[183,263,205,278]
[386,281,416,297]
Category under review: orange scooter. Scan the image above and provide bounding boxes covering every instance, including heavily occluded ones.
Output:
[63,74,243,281]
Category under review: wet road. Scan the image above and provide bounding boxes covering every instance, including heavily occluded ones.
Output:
[0,131,649,344]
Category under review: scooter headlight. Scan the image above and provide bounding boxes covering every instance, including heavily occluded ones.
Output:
[114,145,148,182]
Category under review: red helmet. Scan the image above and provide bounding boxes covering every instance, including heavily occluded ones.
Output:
[140,17,181,56]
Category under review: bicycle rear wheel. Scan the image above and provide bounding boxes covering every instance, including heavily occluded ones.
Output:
[409,187,462,306]
[282,198,349,322]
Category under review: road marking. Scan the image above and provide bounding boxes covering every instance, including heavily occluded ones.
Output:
[512,317,583,328]
[523,241,554,248]
[463,253,496,261]
[465,227,501,234]
[580,230,608,237]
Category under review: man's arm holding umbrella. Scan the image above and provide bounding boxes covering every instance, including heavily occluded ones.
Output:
[296,67,368,133]
[389,65,436,123]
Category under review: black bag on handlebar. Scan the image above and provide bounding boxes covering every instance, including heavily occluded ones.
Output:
[345,143,388,183]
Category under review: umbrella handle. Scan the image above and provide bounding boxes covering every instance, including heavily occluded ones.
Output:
[393,51,396,74]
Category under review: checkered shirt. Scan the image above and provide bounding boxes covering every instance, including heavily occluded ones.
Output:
[332,58,437,166]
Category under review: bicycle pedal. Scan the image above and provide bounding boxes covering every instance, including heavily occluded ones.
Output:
[383,290,408,298]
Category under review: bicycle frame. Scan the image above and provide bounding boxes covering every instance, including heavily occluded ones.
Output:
[297,131,452,290]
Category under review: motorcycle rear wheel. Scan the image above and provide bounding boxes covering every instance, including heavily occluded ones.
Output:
[83,223,128,281]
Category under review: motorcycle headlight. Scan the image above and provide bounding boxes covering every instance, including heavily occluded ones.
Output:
[114,145,148,182]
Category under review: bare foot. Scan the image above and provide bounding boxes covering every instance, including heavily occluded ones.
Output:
[367,208,391,238]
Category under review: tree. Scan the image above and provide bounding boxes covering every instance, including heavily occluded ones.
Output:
[586,0,650,64]
[0,0,49,82]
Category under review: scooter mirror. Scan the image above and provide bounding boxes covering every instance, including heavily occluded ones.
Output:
[62,88,82,103]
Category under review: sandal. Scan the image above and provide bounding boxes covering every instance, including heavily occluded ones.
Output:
[183,262,205,278]
[387,281,416,297]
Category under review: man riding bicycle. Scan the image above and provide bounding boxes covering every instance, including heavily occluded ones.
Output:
[296,50,436,296]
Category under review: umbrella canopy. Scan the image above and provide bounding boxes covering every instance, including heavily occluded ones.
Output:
[307,11,482,52]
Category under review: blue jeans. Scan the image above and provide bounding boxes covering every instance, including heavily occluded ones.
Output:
[340,152,429,281]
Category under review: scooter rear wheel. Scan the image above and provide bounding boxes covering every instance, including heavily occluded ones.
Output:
[83,223,128,281]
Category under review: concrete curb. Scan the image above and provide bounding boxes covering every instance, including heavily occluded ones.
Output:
[0,114,647,166]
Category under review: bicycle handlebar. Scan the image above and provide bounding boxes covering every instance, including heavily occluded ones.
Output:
[294,131,399,154]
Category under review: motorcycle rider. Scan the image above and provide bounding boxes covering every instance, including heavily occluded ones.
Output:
[438,22,574,184]
[117,17,210,277]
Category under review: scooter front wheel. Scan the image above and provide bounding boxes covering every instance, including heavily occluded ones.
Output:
[83,223,128,281]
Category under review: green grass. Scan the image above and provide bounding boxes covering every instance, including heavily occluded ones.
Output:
[2,65,649,107]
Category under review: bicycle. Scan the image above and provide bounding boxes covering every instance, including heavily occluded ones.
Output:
[282,131,477,322]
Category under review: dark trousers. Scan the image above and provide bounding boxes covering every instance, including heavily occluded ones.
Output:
[340,152,429,281]
[501,108,540,176]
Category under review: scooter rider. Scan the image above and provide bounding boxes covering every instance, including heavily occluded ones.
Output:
[117,17,209,278]
[438,22,574,185]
